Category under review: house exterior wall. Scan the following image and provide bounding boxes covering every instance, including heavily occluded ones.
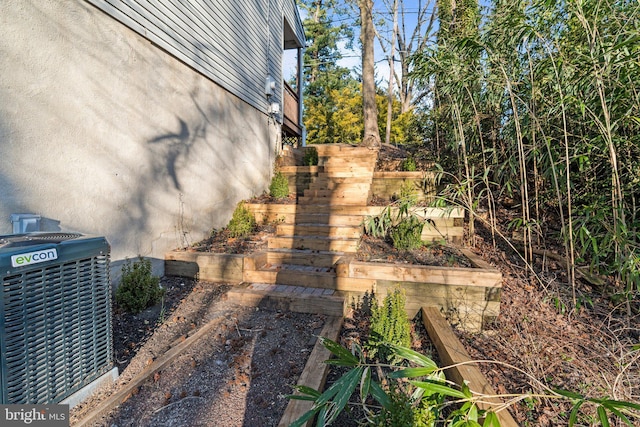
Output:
[0,0,294,276]
[85,0,286,113]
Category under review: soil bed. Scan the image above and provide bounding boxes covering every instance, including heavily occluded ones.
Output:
[71,280,325,427]
[375,143,434,171]
[320,302,440,427]
[188,223,275,254]
[356,234,472,268]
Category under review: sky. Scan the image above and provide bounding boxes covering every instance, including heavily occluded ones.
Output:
[284,0,492,89]
[283,0,439,89]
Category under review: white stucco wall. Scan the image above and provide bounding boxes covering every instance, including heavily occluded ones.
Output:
[0,0,278,276]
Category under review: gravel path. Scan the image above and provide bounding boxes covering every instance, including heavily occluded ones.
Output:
[70,280,325,427]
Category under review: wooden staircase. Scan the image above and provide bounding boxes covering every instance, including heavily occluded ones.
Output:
[229,144,379,314]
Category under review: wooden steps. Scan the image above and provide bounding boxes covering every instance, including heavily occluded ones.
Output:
[267,144,375,269]
[312,144,378,156]
[268,235,359,252]
[303,188,369,198]
[227,283,346,317]
[298,196,367,205]
[267,248,348,268]
[276,223,362,239]
[244,264,337,289]
[167,144,501,329]
[313,175,372,184]
[291,213,364,227]
[232,144,378,315]
[247,203,382,217]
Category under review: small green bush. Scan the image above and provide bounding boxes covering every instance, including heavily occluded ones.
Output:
[399,179,418,204]
[389,215,424,250]
[227,202,256,238]
[303,146,318,166]
[116,257,164,314]
[371,383,437,427]
[367,286,412,362]
[269,171,289,198]
[401,156,417,171]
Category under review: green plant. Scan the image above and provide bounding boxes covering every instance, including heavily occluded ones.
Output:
[370,382,438,426]
[390,215,424,250]
[226,202,256,238]
[269,171,289,198]
[288,339,640,427]
[157,296,166,325]
[399,179,418,205]
[363,196,424,250]
[287,340,483,427]
[303,146,319,166]
[115,257,164,314]
[367,286,412,363]
[401,156,417,171]
[363,207,394,238]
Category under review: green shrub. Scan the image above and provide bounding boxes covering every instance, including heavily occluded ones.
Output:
[370,383,438,427]
[367,286,412,362]
[401,156,417,171]
[116,257,164,314]
[399,179,418,204]
[303,146,318,166]
[227,202,256,238]
[389,215,424,250]
[269,171,289,198]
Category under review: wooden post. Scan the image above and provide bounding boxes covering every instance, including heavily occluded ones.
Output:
[422,307,519,427]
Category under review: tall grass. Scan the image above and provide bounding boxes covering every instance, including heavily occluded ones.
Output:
[412,0,640,303]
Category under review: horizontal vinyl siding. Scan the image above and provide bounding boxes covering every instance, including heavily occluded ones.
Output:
[268,0,282,105]
[85,0,285,112]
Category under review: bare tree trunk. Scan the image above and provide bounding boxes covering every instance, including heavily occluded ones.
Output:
[360,0,381,147]
[397,0,435,113]
[385,0,398,145]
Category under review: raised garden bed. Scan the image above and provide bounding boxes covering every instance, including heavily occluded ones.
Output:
[244,203,465,244]
[336,249,501,332]
[165,244,502,333]
[165,251,245,283]
[281,306,518,427]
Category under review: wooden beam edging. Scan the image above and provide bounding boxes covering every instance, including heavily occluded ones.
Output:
[278,316,344,427]
[421,307,519,427]
[73,315,227,427]
[459,248,496,270]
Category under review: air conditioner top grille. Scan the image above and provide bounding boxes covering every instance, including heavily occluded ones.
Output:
[0,233,83,249]
[0,233,109,272]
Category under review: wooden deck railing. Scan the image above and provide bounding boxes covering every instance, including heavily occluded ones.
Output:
[283,80,301,136]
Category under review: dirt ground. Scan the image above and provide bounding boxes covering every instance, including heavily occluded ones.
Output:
[70,279,325,427]
[458,221,640,425]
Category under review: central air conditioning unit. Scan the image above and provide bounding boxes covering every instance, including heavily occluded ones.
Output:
[0,232,113,404]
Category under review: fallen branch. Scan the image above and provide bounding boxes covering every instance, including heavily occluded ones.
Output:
[514,244,606,289]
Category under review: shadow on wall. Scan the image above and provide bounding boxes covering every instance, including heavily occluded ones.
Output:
[148,118,192,191]
[143,91,269,203]
[3,2,272,267]
[41,217,62,232]
[106,91,270,262]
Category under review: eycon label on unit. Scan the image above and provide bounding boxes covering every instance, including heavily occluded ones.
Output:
[11,248,58,267]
